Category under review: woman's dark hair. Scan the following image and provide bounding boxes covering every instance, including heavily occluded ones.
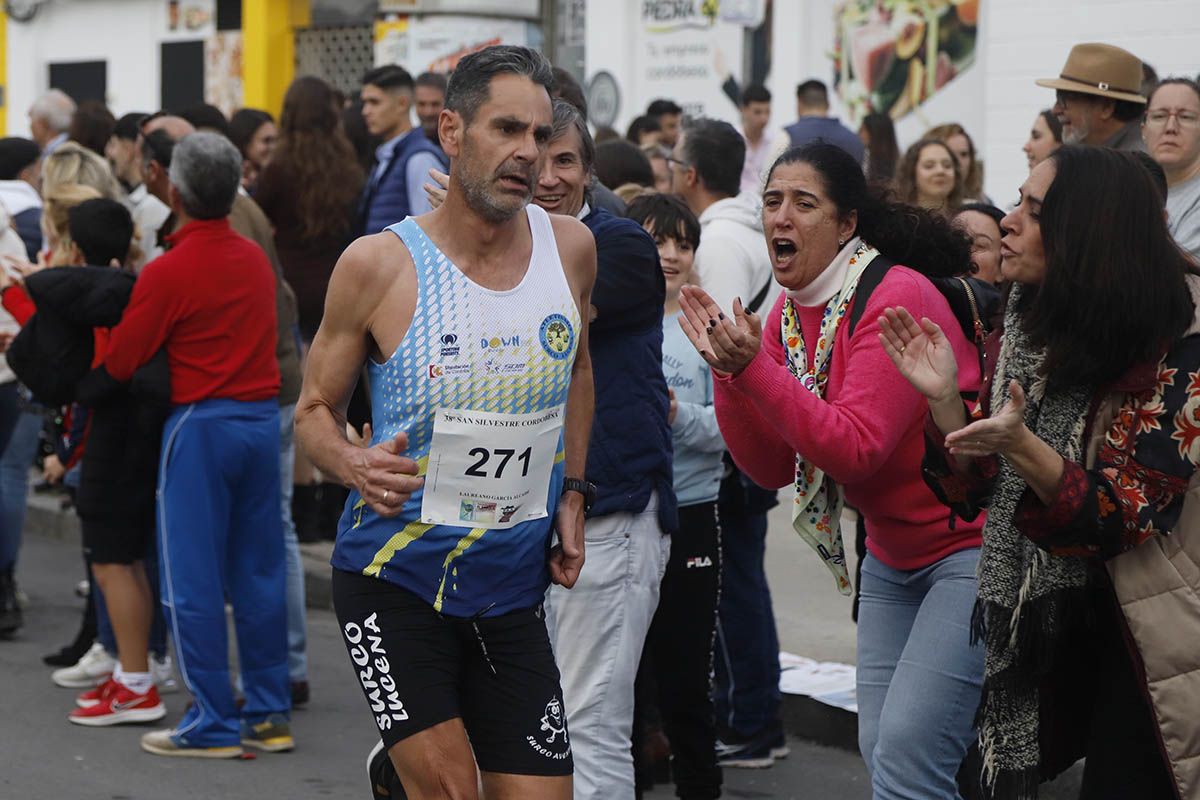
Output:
[68,100,116,157]
[256,76,364,241]
[1038,109,1063,144]
[955,202,1005,228]
[625,115,661,144]
[860,112,899,184]
[626,192,701,250]
[1022,145,1194,388]
[340,100,376,171]
[766,143,971,278]
[1133,151,1169,204]
[895,138,964,210]
[228,108,274,157]
[594,140,654,190]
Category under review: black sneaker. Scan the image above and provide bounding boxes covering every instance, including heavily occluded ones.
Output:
[367,740,408,799]
[291,680,310,707]
[715,723,787,769]
[0,569,21,637]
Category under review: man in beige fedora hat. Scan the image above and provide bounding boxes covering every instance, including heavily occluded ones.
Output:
[1037,42,1148,151]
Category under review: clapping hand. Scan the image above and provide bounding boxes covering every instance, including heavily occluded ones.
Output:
[944,381,1028,458]
[877,306,961,408]
[677,285,762,376]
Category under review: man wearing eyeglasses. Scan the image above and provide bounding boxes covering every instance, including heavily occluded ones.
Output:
[1036,43,1147,151]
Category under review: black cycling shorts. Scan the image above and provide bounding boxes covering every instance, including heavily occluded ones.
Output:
[332,569,573,776]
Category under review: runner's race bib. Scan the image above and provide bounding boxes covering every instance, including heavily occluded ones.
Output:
[421,405,565,530]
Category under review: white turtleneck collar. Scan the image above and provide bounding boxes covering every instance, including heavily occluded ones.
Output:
[785,236,863,307]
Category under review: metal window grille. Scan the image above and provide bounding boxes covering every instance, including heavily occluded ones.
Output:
[294,25,374,97]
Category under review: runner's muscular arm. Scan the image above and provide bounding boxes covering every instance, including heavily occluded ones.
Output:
[549,215,596,588]
[294,235,423,519]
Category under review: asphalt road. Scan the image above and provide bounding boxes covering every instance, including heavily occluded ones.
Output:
[3,527,1082,800]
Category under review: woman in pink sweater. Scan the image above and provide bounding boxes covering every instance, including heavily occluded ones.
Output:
[678,143,985,799]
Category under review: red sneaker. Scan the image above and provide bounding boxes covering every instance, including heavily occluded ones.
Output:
[69,682,166,726]
[76,677,118,709]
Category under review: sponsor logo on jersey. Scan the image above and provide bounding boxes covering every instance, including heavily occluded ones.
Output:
[539,314,574,360]
[480,335,521,349]
[483,358,529,376]
[428,363,471,379]
[439,332,460,358]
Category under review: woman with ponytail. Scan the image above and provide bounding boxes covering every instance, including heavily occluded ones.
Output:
[677,142,986,798]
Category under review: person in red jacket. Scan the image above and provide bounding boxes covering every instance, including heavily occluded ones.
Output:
[95,131,291,758]
[677,143,985,799]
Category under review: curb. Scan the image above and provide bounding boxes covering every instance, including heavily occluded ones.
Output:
[780,694,857,751]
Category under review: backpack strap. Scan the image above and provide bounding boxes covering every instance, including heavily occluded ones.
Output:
[846,254,896,337]
[746,273,775,315]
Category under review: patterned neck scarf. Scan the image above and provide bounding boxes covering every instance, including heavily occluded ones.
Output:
[780,238,879,595]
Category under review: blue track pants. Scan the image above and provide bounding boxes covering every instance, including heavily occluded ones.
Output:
[157,398,289,747]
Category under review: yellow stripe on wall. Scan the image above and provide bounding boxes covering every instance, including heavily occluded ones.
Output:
[241,0,310,119]
[0,9,8,136]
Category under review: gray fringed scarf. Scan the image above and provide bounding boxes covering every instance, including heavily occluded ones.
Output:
[975,284,1094,798]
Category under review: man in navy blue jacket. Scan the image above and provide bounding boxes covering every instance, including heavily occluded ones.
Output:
[533,98,677,800]
[785,79,864,163]
[357,66,449,235]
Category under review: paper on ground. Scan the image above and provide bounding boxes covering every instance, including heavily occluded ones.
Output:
[779,651,857,714]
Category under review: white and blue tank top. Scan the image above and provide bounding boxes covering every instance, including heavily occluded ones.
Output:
[331,205,581,617]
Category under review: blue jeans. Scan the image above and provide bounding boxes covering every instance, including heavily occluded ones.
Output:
[278,404,307,682]
[0,407,42,572]
[713,498,780,738]
[856,548,984,800]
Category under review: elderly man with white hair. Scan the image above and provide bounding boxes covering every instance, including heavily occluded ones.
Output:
[28,89,76,155]
[92,131,292,758]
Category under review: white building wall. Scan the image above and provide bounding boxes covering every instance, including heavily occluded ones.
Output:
[6,0,165,137]
[979,0,1200,202]
[585,0,1200,206]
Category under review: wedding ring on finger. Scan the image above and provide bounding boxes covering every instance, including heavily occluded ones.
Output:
[382,489,390,504]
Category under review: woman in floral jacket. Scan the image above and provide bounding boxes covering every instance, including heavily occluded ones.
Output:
[880,145,1200,799]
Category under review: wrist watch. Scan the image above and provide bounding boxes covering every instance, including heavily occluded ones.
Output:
[562,477,596,513]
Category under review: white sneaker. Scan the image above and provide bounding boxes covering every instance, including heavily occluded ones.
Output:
[151,653,179,694]
[52,642,115,688]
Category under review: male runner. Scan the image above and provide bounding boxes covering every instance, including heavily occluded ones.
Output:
[295,45,595,800]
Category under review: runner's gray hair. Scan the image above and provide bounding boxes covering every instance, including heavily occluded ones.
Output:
[168,132,242,220]
[445,45,554,126]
